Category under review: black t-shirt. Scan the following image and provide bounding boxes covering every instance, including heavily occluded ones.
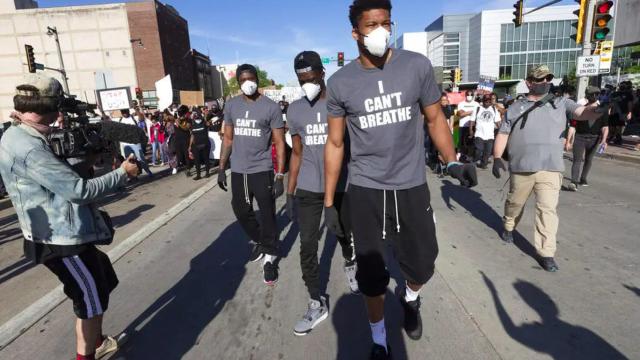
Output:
[191,120,209,145]
[611,91,633,116]
[571,111,609,135]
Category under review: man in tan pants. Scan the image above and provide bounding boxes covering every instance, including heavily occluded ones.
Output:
[492,65,605,272]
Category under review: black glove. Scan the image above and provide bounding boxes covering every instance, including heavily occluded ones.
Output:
[492,158,507,179]
[447,162,478,188]
[286,193,295,221]
[217,170,227,191]
[272,176,284,199]
[324,205,344,238]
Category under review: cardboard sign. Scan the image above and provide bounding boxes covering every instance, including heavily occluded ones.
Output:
[97,87,131,111]
[179,90,205,107]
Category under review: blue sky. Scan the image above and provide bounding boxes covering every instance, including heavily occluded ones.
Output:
[39,0,572,84]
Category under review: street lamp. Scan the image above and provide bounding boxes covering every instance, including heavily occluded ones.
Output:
[46,26,70,94]
[391,21,398,48]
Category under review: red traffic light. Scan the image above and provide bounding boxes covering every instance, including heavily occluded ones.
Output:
[597,0,613,13]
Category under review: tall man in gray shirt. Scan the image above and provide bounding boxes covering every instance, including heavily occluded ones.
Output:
[493,64,605,273]
[286,51,358,337]
[324,1,477,359]
[218,64,286,286]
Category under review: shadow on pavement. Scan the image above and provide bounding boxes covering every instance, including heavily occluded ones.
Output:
[0,257,35,285]
[481,272,626,359]
[332,290,408,360]
[623,284,640,298]
[113,220,249,359]
[110,204,155,226]
[440,179,538,262]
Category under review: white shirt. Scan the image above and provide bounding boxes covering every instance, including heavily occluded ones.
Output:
[457,100,480,128]
[473,106,500,140]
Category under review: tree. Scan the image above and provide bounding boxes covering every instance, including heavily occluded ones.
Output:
[223,66,275,98]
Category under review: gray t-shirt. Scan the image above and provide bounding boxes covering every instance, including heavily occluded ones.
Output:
[223,95,284,174]
[288,97,347,193]
[326,49,441,190]
[499,97,580,173]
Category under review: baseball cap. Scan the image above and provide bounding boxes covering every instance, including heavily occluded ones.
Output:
[586,86,601,96]
[527,64,554,81]
[294,51,324,74]
[15,73,64,98]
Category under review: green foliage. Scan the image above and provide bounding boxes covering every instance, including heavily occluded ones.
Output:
[623,65,640,74]
[223,66,275,98]
[565,66,577,88]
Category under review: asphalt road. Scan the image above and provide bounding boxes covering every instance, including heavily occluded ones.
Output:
[1,156,638,360]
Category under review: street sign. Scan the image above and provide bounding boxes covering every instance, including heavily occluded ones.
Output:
[321,57,330,65]
[576,55,601,77]
[597,40,614,74]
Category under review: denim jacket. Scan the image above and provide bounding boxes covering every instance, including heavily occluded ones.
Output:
[0,123,127,246]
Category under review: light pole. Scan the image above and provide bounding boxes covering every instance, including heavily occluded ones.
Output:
[46,26,70,94]
[391,21,398,48]
[576,0,597,100]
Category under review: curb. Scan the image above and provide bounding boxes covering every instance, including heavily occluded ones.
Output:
[0,172,222,351]
[596,152,640,165]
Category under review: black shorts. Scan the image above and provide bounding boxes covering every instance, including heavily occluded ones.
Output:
[44,246,119,319]
[348,183,439,297]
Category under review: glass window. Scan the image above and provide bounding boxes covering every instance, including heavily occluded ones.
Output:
[562,51,569,62]
[535,23,542,39]
[550,21,557,38]
[570,51,577,61]
[564,38,571,49]
[535,40,542,51]
[543,39,549,50]
[501,42,506,52]
[514,26,521,41]
[534,53,541,63]
[507,28,513,42]
[541,53,548,63]
[506,54,513,64]
[507,42,513,52]
[500,55,505,65]
[501,24,507,41]
[522,25,529,41]
[563,21,570,37]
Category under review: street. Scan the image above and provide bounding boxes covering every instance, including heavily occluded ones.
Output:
[0,156,638,360]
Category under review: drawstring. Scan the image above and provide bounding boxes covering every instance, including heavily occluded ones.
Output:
[394,190,400,233]
[382,191,387,240]
[244,174,250,204]
[382,190,401,240]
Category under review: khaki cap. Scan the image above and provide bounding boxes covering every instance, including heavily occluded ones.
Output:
[586,86,601,95]
[527,64,553,80]
[15,73,63,97]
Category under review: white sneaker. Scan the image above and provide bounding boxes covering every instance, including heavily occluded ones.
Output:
[171,168,177,175]
[344,261,359,294]
[95,335,118,359]
[293,297,328,336]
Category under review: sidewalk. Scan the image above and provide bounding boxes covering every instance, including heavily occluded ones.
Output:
[0,164,215,326]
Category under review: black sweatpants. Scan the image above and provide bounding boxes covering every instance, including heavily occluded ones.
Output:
[348,183,439,297]
[191,143,211,176]
[571,134,599,183]
[474,137,494,167]
[231,171,278,256]
[459,127,472,159]
[296,190,354,301]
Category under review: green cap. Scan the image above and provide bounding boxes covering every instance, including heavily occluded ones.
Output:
[15,73,63,97]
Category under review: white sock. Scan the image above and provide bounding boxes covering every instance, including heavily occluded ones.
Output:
[370,319,387,351]
[405,285,420,302]
[263,254,276,265]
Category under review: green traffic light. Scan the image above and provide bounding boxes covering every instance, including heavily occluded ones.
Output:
[594,30,608,40]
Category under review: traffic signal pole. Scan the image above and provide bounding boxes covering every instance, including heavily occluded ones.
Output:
[46,26,70,95]
[576,0,597,100]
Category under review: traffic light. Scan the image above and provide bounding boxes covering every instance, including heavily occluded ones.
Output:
[570,0,588,44]
[135,87,143,100]
[455,68,463,83]
[25,44,36,73]
[449,69,455,82]
[512,0,524,27]
[591,0,613,42]
[337,52,345,67]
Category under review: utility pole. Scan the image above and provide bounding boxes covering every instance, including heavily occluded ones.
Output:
[576,0,596,100]
[46,26,70,95]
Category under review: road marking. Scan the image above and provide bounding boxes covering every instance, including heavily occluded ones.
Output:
[0,170,222,350]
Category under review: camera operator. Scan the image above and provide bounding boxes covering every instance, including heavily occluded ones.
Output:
[0,74,139,360]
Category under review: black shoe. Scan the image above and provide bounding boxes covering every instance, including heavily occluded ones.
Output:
[370,344,392,360]
[263,261,278,286]
[185,170,191,177]
[502,230,514,244]
[205,171,211,178]
[249,245,264,262]
[540,257,559,272]
[579,179,589,187]
[396,287,422,340]
[194,174,201,180]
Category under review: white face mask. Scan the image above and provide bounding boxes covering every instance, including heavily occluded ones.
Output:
[363,26,391,58]
[241,80,258,96]
[466,96,473,102]
[301,82,321,101]
[195,119,202,124]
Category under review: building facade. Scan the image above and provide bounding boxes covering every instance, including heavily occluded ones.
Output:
[190,49,213,101]
[424,5,582,86]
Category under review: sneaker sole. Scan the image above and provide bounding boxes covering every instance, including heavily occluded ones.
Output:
[293,310,329,336]
[250,253,264,262]
[264,278,278,286]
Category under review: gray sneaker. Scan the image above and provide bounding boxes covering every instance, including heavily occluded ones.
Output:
[344,261,360,294]
[293,297,328,336]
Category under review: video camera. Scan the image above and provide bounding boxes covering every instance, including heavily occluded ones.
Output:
[50,95,147,159]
